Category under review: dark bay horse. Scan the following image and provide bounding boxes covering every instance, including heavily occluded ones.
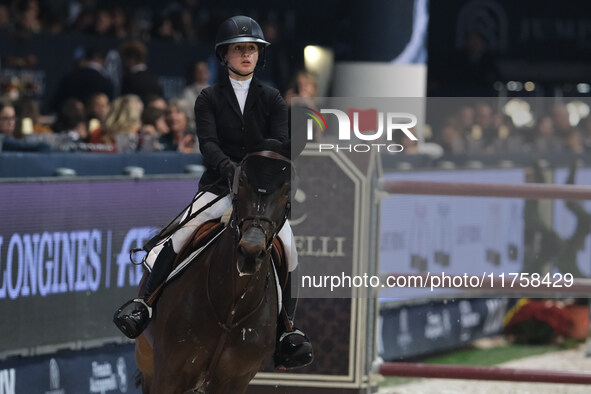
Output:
[135,151,293,394]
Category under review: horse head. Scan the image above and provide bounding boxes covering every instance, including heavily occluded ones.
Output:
[231,147,293,276]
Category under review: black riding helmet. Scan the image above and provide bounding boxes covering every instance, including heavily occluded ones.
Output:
[215,15,270,76]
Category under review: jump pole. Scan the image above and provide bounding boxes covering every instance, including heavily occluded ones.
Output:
[374,361,591,384]
[379,179,591,200]
[377,178,591,385]
[385,273,591,295]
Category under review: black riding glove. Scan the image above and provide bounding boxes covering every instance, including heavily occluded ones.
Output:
[218,158,237,182]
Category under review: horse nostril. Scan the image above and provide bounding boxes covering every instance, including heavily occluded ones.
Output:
[238,244,248,257]
[257,249,266,260]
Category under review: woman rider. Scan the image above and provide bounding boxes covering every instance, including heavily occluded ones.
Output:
[113,15,313,370]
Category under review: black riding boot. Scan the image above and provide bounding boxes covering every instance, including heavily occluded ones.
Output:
[274,269,314,369]
[113,239,177,338]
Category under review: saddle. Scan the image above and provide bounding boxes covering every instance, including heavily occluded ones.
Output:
[138,220,292,358]
[146,220,289,306]
[175,219,225,269]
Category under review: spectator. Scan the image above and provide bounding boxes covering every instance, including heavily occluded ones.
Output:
[161,98,196,153]
[0,100,17,138]
[285,70,319,140]
[393,128,421,155]
[151,15,180,41]
[86,93,111,133]
[456,105,476,136]
[552,104,573,137]
[0,100,49,152]
[119,40,164,99]
[93,8,112,36]
[465,102,498,153]
[532,116,562,153]
[144,94,167,110]
[492,115,523,153]
[109,6,128,39]
[51,45,114,112]
[284,70,318,107]
[90,94,143,152]
[52,98,88,143]
[14,0,42,37]
[181,61,210,107]
[173,8,196,42]
[439,118,466,155]
[138,106,168,151]
[14,97,53,135]
[0,4,11,30]
[181,60,210,130]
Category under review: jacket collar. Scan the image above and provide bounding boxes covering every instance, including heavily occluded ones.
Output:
[219,73,261,121]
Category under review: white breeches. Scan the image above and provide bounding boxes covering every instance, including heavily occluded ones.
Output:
[145,192,297,272]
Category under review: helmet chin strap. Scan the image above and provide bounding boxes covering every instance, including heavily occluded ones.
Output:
[226,61,255,78]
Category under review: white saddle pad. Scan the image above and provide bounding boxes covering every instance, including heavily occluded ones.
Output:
[163,227,282,315]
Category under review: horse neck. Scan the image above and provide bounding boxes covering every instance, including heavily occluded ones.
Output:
[208,229,272,317]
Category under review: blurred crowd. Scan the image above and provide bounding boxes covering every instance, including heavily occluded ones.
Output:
[1,1,588,158]
[431,102,591,157]
[0,0,240,44]
[0,1,309,153]
[0,36,316,154]
[0,38,213,153]
[2,55,589,157]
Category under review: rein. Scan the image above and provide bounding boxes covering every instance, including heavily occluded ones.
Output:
[134,177,229,262]
[198,151,292,391]
[200,227,271,393]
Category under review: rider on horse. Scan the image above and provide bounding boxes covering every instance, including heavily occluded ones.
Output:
[113,15,313,370]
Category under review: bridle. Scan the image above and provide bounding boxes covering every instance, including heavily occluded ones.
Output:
[228,150,294,252]
[199,150,294,392]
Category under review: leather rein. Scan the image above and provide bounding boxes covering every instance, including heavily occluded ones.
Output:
[198,150,293,392]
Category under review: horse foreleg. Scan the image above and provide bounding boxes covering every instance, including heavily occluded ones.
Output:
[135,334,155,394]
[142,376,153,394]
[205,372,256,394]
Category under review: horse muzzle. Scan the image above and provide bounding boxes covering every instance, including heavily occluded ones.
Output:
[237,226,268,276]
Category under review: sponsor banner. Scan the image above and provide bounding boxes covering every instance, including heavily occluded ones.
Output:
[379,298,511,360]
[431,0,591,64]
[0,178,197,354]
[291,152,359,298]
[0,344,139,394]
[253,150,377,390]
[379,169,526,299]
